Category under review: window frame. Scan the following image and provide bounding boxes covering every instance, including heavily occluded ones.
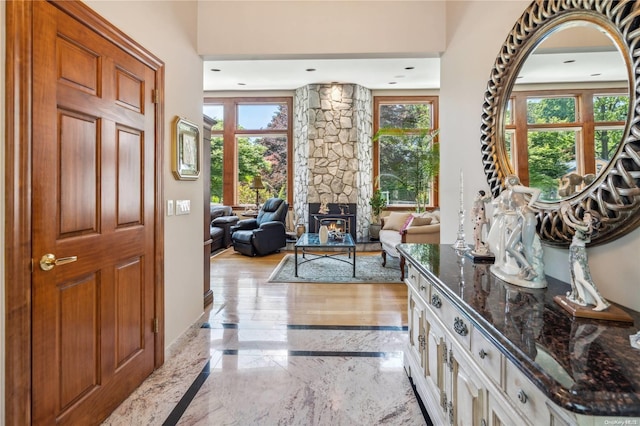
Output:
[373,95,440,210]
[507,88,627,186]
[203,96,293,208]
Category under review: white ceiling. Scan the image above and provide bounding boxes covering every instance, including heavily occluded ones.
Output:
[516,50,627,85]
[202,51,627,92]
[203,57,441,91]
[202,21,629,92]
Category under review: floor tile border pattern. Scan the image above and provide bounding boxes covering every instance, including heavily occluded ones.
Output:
[160,324,422,425]
[203,322,408,332]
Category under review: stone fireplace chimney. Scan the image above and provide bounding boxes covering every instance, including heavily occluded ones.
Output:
[293,84,373,239]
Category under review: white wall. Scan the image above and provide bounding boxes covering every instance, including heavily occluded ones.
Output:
[84,0,205,348]
[439,0,529,245]
[439,0,640,312]
[197,1,446,59]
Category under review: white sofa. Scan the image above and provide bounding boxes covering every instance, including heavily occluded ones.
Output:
[379,211,440,280]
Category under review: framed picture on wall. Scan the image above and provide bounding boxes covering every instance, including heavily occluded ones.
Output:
[172,116,200,180]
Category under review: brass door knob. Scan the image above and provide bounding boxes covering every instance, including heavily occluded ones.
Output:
[39,254,78,271]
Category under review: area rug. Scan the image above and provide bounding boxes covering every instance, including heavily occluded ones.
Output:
[267,253,404,283]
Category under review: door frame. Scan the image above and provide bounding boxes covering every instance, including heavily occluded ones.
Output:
[4,1,165,422]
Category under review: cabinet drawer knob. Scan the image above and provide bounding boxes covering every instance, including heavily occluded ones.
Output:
[478,349,487,359]
[453,317,468,336]
[420,285,426,291]
[517,389,528,404]
[431,294,442,308]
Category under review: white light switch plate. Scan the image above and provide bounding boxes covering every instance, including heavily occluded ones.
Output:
[167,200,174,216]
[176,199,190,215]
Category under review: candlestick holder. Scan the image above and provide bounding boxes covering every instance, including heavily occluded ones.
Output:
[453,170,468,251]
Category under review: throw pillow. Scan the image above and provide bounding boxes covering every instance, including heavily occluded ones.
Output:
[382,212,412,231]
[399,214,415,234]
[421,211,439,224]
[411,216,433,227]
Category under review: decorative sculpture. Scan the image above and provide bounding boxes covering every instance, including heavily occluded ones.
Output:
[469,190,493,260]
[318,199,329,214]
[487,175,546,288]
[557,172,597,198]
[559,202,610,311]
[553,202,632,323]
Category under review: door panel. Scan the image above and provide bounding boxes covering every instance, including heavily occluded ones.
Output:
[57,36,100,95]
[116,127,143,226]
[115,68,145,112]
[59,111,99,236]
[454,357,485,426]
[31,2,157,424]
[58,275,100,411]
[115,257,144,368]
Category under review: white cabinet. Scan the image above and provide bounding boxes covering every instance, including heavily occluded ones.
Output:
[488,393,521,426]
[503,358,550,425]
[425,310,446,410]
[399,247,640,425]
[408,290,427,377]
[403,262,581,426]
[470,327,502,386]
[406,277,489,425]
[452,349,486,426]
[406,281,446,423]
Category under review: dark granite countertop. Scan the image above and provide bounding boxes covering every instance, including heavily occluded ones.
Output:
[398,243,640,417]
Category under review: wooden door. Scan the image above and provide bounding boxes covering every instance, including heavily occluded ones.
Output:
[30,2,158,424]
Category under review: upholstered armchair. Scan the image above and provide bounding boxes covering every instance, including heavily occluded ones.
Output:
[379,211,440,280]
[210,205,239,253]
[230,198,289,256]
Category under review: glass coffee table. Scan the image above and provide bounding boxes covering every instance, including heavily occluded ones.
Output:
[294,233,356,277]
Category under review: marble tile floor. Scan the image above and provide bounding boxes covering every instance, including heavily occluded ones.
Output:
[102,309,430,425]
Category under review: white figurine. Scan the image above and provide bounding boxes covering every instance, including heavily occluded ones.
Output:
[559,202,610,311]
[471,190,492,255]
[488,175,546,288]
[318,199,329,214]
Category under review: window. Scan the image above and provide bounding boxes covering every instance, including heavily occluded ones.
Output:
[203,97,293,207]
[373,96,439,209]
[507,89,628,201]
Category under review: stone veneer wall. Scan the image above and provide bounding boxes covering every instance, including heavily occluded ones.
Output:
[293,85,310,230]
[293,84,373,239]
[354,85,373,239]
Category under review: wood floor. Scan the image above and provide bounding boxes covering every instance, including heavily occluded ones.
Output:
[209,248,409,327]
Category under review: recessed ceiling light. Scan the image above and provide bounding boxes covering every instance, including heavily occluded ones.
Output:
[591,73,602,77]
[394,75,406,79]
[388,82,397,85]
[404,66,415,70]
[210,68,221,72]
[306,68,316,72]
[563,60,576,64]
[237,83,246,86]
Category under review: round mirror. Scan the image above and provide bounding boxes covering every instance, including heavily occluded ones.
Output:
[480,0,640,246]
[508,24,628,203]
